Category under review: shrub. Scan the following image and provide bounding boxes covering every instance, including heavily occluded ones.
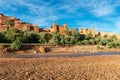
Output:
[85,34,92,40]
[89,39,95,45]
[81,40,90,45]
[0,32,8,43]
[107,42,120,48]
[23,31,39,43]
[94,36,101,44]
[60,36,65,45]
[5,28,20,42]
[39,32,52,44]
[97,45,103,49]
[10,37,22,50]
[99,39,110,46]
[49,33,61,45]
[107,42,114,48]
[64,35,74,44]
[76,41,82,45]
[110,34,118,41]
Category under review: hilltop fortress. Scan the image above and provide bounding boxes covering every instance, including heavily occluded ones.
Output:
[0,13,111,37]
[0,13,40,33]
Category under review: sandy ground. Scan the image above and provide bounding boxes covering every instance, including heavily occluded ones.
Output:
[1,55,120,80]
[12,45,120,54]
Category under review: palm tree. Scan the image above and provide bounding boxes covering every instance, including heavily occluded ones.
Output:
[5,20,14,30]
[64,28,70,35]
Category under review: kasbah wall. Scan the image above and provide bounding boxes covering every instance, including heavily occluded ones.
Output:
[0,13,39,33]
[49,22,74,35]
[80,27,95,37]
[49,22,97,37]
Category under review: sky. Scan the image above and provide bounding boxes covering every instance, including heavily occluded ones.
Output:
[0,0,120,33]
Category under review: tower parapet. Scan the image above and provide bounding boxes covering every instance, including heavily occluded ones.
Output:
[50,22,72,35]
[80,27,95,37]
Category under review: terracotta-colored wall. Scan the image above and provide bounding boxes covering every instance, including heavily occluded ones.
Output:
[80,27,95,37]
[0,14,40,32]
[0,25,7,31]
[0,15,7,25]
[58,26,65,34]
[14,19,22,27]
[50,23,69,35]
[34,25,39,33]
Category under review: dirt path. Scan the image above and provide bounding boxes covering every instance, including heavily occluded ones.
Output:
[3,52,120,58]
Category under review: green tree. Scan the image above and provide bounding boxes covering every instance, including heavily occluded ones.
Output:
[5,28,20,42]
[94,35,101,44]
[107,41,120,48]
[89,39,95,45]
[49,33,62,45]
[64,35,74,44]
[60,35,65,45]
[73,27,79,35]
[22,31,39,43]
[85,34,92,40]
[39,32,52,44]
[64,28,71,36]
[110,34,118,41]
[81,40,90,45]
[10,37,22,50]
[99,39,110,46]
[0,31,8,43]
[72,27,85,44]
[76,41,83,45]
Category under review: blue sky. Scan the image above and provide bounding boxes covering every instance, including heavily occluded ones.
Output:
[0,0,120,33]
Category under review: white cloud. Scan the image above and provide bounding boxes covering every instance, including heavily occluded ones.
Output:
[115,21,120,29]
[78,0,115,17]
[59,0,115,17]
[0,0,61,27]
[0,0,120,33]
[91,5,114,17]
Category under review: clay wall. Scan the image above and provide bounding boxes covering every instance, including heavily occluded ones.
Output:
[50,23,69,35]
[80,27,95,37]
[0,13,40,32]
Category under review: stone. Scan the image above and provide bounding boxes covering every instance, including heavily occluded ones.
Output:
[0,45,5,49]
[38,46,46,53]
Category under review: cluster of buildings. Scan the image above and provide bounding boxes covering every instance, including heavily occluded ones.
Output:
[0,13,97,37]
[0,13,40,33]
[80,27,95,37]
[50,22,74,35]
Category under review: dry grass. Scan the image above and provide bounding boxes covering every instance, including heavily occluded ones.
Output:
[1,56,120,80]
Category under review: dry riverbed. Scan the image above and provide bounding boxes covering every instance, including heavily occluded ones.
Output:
[1,55,120,80]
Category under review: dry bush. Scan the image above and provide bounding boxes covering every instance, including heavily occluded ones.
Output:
[0,45,5,49]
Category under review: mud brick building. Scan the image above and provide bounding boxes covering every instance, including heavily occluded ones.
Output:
[0,13,40,32]
[0,13,98,37]
[80,27,95,37]
[50,22,73,35]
